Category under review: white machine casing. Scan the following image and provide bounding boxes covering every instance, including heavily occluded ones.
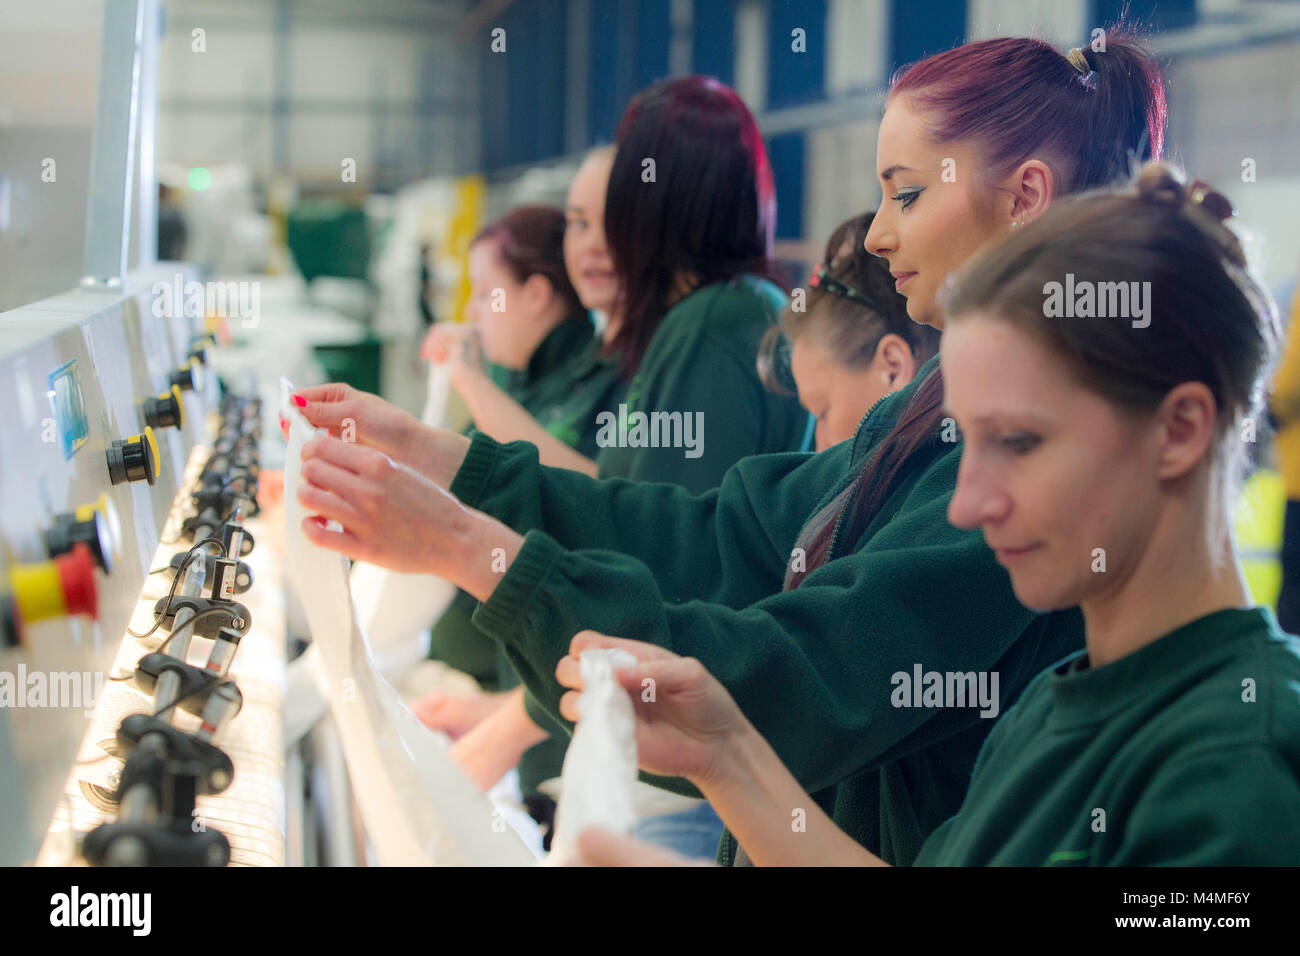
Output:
[0,263,212,865]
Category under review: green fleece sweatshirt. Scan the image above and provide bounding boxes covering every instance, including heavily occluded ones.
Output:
[915,607,1300,865]
[453,278,807,798]
[505,277,808,799]
[450,356,1086,865]
[593,275,811,495]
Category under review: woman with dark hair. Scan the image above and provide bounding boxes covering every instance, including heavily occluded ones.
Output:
[593,74,809,487]
[759,211,939,450]
[559,165,1300,866]
[426,77,809,490]
[292,28,1167,865]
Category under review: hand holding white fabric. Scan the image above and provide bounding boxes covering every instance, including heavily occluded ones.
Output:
[548,648,640,866]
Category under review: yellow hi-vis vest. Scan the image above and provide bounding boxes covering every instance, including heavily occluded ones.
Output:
[1234,468,1284,608]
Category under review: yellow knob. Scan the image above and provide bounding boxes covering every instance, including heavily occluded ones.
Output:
[171,384,185,428]
[143,426,160,479]
[73,491,109,524]
[71,492,122,562]
[9,561,67,623]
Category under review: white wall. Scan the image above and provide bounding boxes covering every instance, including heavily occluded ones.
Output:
[967,0,1087,45]
[0,0,103,311]
[826,0,889,94]
[156,0,475,188]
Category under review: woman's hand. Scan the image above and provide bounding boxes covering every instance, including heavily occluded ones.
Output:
[294,383,470,487]
[296,434,521,597]
[421,322,486,387]
[447,687,550,790]
[414,687,509,740]
[554,631,750,790]
[567,827,711,867]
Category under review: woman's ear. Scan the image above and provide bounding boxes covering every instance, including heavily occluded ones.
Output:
[1005,160,1056,225]
[1154,381,1219,482]
[874,333,918,389]
[520,273,556,316]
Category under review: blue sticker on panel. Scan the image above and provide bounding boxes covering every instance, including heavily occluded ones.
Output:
[48,360,89,460]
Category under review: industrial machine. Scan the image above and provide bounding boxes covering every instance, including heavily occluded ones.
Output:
[0,0,298,867]
[0,264,284,865]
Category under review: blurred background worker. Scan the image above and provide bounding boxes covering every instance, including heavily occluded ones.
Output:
[412,203,622,846]
[1269,287,1300,632]
[412,204,615,713]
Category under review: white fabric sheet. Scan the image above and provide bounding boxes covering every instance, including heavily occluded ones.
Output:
[280,378,532,866]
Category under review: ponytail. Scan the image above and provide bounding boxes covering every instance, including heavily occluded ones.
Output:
[1070,35,1167,188]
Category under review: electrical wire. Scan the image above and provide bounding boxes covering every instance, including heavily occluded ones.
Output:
[127,536,227,639]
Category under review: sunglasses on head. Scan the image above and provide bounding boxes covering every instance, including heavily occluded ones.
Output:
[808,263,885,314]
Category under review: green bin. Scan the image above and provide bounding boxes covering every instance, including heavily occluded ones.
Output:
[311,337,383,395]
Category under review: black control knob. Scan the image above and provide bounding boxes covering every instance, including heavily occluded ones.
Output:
[142,385,185,430]
[106,428,159,486]
[46,509,114,573]
[169,358,202,392]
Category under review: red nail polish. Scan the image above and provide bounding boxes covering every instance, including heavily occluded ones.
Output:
[293,394,307,408]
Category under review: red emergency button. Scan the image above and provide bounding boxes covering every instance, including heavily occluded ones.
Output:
[56,543,98,618]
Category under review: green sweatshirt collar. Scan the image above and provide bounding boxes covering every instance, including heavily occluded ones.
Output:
[850,352,942,458]
[498,312,595,393]
[1045,606,1272,731]
[784,353,949,573]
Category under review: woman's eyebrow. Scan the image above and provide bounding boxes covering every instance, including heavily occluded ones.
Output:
[879,164,915,181]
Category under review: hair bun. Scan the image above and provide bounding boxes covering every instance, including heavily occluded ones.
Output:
[1135,162,1188,207]
[1133,162,1246,268]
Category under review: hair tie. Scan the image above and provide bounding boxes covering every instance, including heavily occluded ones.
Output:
[1066,47,1099,91]
[1188,180,1236,223]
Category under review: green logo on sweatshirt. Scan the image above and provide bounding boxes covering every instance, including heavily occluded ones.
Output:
[1047,849,1090,864]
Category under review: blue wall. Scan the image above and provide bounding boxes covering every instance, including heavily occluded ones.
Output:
[890,0,966,75]
[693,0,736,85]
[1093,0,1196,33]
[767,132,805,240]
[480,0,569,171]
[767,0,827,109]
[583,0,672,149]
